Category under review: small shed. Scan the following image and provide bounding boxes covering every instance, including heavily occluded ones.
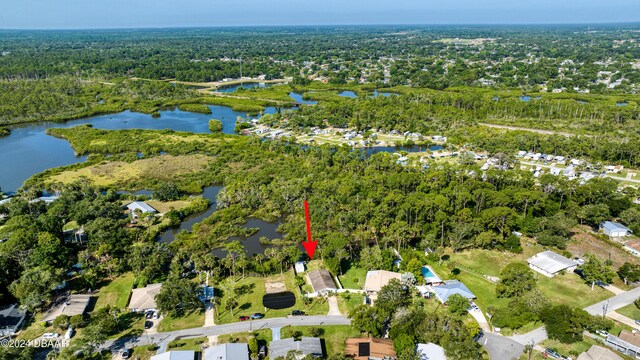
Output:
[295,261,306,274]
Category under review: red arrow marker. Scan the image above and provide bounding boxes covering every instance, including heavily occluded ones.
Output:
[302,200,318,259]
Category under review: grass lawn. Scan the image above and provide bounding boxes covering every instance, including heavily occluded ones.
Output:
[537,272,611,309]
[280,325,361,356]
[216,271,329,324]
[617,303,640,320]
[337,293,365,315]
[108,312,145,340]
[158,310,205,332]
[130,345,157,360]
[339,267,367,290]
[217,330,272,344]
[16,313,55,340]
[146,199,191,213]
[95,272,135,310]
[540,337,600,359]
[167,336,208,351]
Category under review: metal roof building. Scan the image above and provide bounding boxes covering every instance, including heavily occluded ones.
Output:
[528,250,578,277]
[601,221,632,238]
[416,343,446,360]
[307,269,336,295]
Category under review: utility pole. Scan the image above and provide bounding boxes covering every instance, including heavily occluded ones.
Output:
[602,300,609,319]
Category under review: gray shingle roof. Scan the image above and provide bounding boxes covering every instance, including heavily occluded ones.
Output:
[432,280,475,303]
[269,337,323,359]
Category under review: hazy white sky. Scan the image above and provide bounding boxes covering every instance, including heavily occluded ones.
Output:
[2,0,640,29]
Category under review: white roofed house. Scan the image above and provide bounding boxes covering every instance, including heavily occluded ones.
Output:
[527,251,578,277]
[431,280,475,304]
[125,201,157,218]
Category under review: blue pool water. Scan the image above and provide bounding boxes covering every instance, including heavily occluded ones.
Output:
[421,266,435,278]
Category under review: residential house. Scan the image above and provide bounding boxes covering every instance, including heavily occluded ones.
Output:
[41,294,92,323]
[150,351,197,360]
[549,167,563,176]
[306,269,336,295]
[416,343,446,360]
[604,165,624,174]
[128,283,162,312]
[203,343,249,360]
[0,304,26,336]
[431,280,476,304]
[527,251,578,277]
[364,270,402,304]
[345,338,396,360]
[601,222,632,238]
[269,337,323,359]
[577,345,622,360]
[605,332,640,358]
[126,201,157,218]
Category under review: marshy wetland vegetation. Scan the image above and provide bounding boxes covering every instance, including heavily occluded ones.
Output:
[4,25,640,360]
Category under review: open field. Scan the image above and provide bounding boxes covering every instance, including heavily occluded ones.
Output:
[337,293,365,315]
[158,310,206,332]
[216,329,272,344]
[216,271,329,324]
[48,154,213,187]
[129,345,157,360]
[568,226,640,268]
[95,272,135,310]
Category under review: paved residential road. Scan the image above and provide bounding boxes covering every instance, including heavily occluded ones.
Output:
[103,315,350,353]
[480,333,524,360]
[510,287,640,346]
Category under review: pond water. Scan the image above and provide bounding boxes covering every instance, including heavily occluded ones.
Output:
[520,96,531,102]
[338,91,358,98]
[362,145,427,156]
[215,82,270,93]
[157,186,223,243]
[617,102,629,107]
[372,90,395,98]
[0,106,277,192]
[288,92,318,105]
[213,218,284,257]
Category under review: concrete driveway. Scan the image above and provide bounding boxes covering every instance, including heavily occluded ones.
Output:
[479,333,524,360]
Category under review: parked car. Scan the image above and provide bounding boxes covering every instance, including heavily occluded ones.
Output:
[145,311,154,319]
[251,313,265,319]
[152,311,159,320]
[291,310,305,316]
[121,348,132,359]
[258,345,267,358]
[144,321,153,329]
[544,348,562,359]
[239,316,250,321]
[635,319,640,325]
[595,329,609,337]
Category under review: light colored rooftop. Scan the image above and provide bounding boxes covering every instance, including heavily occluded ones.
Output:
[41,294,92,323]
[364,270,402,293]
[203,343,249,360]
[528,250,578,274]
[128,283,162,310]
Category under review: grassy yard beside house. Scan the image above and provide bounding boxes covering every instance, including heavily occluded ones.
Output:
[166,336,208,351]
[338,267,367,290]
[95,272,135,310]
[216,271,329,324]
[617,303,640,320]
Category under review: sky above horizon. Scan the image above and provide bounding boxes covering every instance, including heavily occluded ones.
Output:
[3,0,640,29]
